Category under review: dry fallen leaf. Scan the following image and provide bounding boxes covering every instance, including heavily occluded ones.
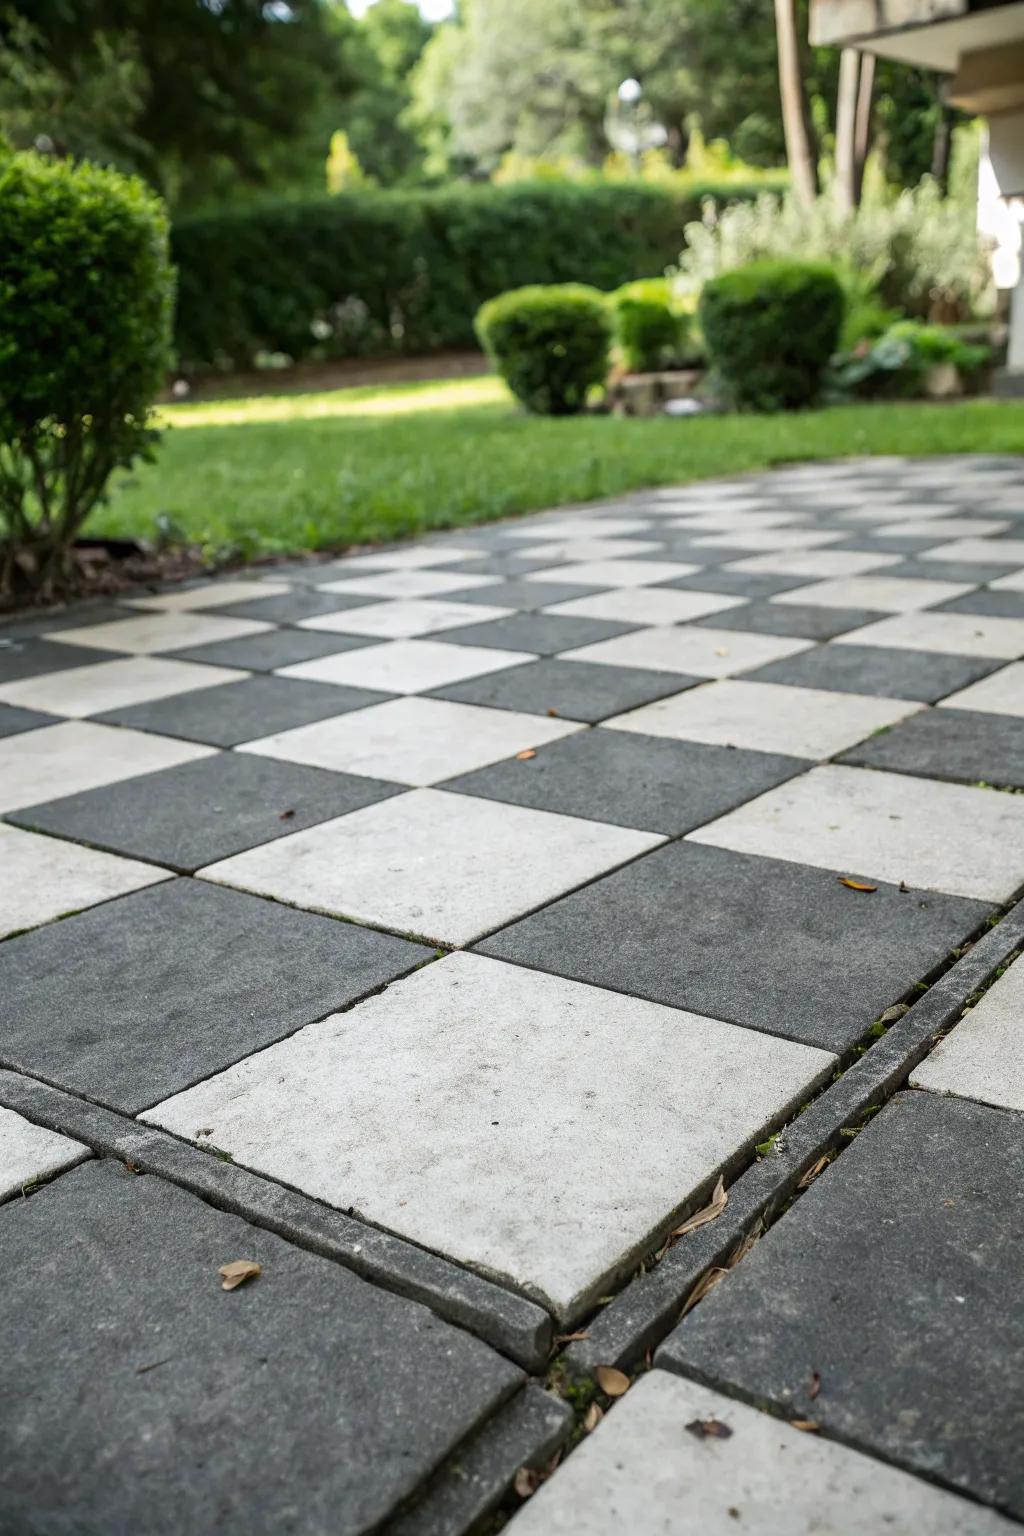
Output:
[797,1155,830,1190]
[685,1416,734,1440]
[546,707,559,717]
[808,1371,822,1401]
[278,808,295,821]
[595,1365,630,1398]
[516,749,537,761]
[681,1266,728,1317]
[583,1401,604,1433]
[791,1419,820,1433]
[878,1003,910,1024]
[671,1175,727,1239]
[218,1259,262,1292]
[514,1468,540,1499]
[838,877,877,893]
[727,1222,761,1268]
[554,1329,590,1345]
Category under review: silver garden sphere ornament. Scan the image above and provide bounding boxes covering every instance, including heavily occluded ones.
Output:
[606,78,668,169]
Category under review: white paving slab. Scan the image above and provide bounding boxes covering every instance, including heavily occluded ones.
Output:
[126,580,291,611]
[299,599,516,638]
[513,538,664,561]
[525,559,697,588]
[0,656,241,718]
[689,762,1024,902]
[877,518,1011,539]
[991,569,1024,593]
[603,680,922,760]
[499,517,650,540]
[53,611,272,654]
[143,952,833,1318]
[0,721,213,814]
[922,537,1024,565]
[668,511,804,531]
[278,639,535,694]
[241,696,580,784]
[326,545,482,571]
[505,1372,1014,1536]
[544,589,744,625]
[937,662,1024,717]
[316,568,499,599]
[691,528,845,552]
[912,955,1024,1112]
[725,550,901,578]
[200,788,662,946]
[772,576,973,612]
[0,1105,88,1203]
[834,612,1024,659]
[0,823,169,938]
[561,626,812,677]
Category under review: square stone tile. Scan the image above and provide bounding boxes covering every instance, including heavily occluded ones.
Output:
[0,722,213,814]
[692,529,844,552]
[606,680,921,760]
[773,576,972,612]
[10,750,403,872]
[561,626,813,678]
[145,952,832,1320]
[669,569,813,599]
[478,841,988,1053]
[201,788,662,947]
[936,589,1024,620]
[173,627,376,673]
[992,569,1024,592]
[127,579,292,612]
[55,611,273,654]
[300,598,516,638]
[279,639,534,694]
[443,577,615,609]
[690,762,1024,901]
[0,824,168,938]
[912,953,1024,1112]
[97,675,392,747]
[0,1106,87,1203]
[697,601,884,641]
[507,1372,1008,1536]
[431,658,697,723]
[937,661,1024,717]
[880,517,1011,539]
[0,878,427,1111]
[501,516,650,540]
[544,589,745,626]
[513,537,663,561]
[748,643,1000,703]
[841,706,1024,787]
[833,611,1024,659]
[201,588,380,624]
[0,704,54,738]
[659,1092,1024,1520]
[524,559,698,588]
[884,557,1018,584]
[242,696,580,785]
[0,1161,516,1534]
[318,568,500,600]
[0,656,241,718]
[924,536,1024,564]
[725,549,900,578]
[0,601,136,641]
[431,611,639,655]
[444,729,804,834]
[321,543,483,571]
[0,637,122,683]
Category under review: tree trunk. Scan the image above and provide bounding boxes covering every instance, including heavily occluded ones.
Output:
[774,0,818,204]
[853,49,875,204]
[834,48,860,212]
[931,101,954,191]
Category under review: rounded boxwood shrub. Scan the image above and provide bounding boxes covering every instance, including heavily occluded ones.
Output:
[0,152,174,599]
[611,278,689,373]
[698,259,844,411]
[475,284,612,415]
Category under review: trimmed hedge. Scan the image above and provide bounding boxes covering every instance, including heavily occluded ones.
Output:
[171,177,784,371]
[610,277,691,373]
[476,284,612,415]
[699,259,844,411]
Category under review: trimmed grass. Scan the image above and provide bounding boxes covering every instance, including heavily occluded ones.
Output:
[95,376,1024,562]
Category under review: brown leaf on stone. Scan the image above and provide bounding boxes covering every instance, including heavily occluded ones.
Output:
[791,1419,820,1432]
[808,1371,822,1400]
[583,1401,604,1433]
[798,1155,830,1190]
[727,1222,761,1268]
[546,707,559,717]
[595,1365,630,1398]
[554,1329,590,1345]
[218,1259,262,1292]
[513,1467,540,1499]
[681,1266,728,1317]
[685,1416,734,1440]
[279,808,296,820]
[878,1003,910,1024]
[838,877,877,893]
[516,749,537,761]
[671,1175,727,1239]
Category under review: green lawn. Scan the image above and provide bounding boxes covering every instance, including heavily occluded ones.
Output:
[94,376,1024,563]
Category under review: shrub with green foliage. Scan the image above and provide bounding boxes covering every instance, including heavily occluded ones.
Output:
[0,152,173,599]
[832,319,991,398]
[699,260,845,411]
[610,278,691,373]
[171,178,778,372]
[475,284,611,415]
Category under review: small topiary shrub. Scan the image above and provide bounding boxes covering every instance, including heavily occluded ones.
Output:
[0,152,174,600]
[699,259,844,411]
[475,284,611,415]
[611,278,689,373]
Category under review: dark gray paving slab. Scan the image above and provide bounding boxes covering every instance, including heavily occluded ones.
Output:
[443,730,805,835]
[0,1160,519,1536]
[0,877,428,1112]
[97,675,392,747]
[839,706,1024,788]
[937,589,1024,620]
[173,627,375,672]
[884,558,1012,584]
[0,637,122,683]
[658,1091,1024,1520]
[430,553,575,578]
[829,534,950,555]
[0,703,55,738]
[441,578,610,610]
[10,749,403,870]
[479,841,991,1053]
[696,601,883,641]
[434,611,638,655]
[432,659,698,724]
[203,588,379,623]
[747,643,1001,703]
[668,570,814,598]
[0,600,136,641]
